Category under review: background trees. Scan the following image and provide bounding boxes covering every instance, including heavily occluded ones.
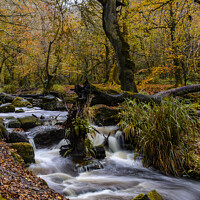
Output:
[0,0,199,92]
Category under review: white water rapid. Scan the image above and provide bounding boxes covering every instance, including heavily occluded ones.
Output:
[29,126,200,200]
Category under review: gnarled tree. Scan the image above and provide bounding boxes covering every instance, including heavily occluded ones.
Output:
[97,0,138,92]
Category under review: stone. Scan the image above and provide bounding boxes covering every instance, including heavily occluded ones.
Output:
[132,194,149,200]
[17,116,38,129]
[7,118,21,128]
[12,97,32,107]
[91,105,119,126]
[11,142,35,164]
[42,95,57,110]
[132,190,163,200]
[0,103,15,113]
[0,124,9,141]
[90,145,106,159]
[0,93,15,103]
[15,108,25,113]
[147,190,163,200]
[8,132,29,143]
[32,125,65,148]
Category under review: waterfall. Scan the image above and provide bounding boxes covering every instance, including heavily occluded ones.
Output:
[29,138,36,152]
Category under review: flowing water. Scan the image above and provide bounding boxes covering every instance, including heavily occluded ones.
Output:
[1,108,200,200]
[29,126,200,200]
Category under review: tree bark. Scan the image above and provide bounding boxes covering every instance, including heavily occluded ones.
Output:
[97,0,138,92]
[152,84,200,99]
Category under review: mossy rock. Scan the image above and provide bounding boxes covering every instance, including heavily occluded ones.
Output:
[12,97,32,107]
[132,190,163,200]
[42,95,57,110]
[132,194,149,200]
[15,108,25,113]
[0,124,8,140]
[18,116,38,129]
[11,142,35,164]
[91,105,119,126]
[0,103,15,113]
[147,190,163,200]
[8,118,21,128]
[0,101,2,105]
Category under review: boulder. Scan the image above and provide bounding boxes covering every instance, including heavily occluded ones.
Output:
[12,97,32,107]
[32,125,65,148]
[147,190,163,200]
[132,190,163,200]
[8,132,29,143]
[0,123,9,141]
[7,118,21,128]
[89,145,106,159]
[132,194,149,200]
[42,95,57,110]
[90,105,119,126]
[0,93,15,103]
[0,103,15,113]
[15,108,25,113]
[11,142,35,164]
[18,116,38,129]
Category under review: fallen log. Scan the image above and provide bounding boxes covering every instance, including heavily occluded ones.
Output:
[152,84,200,99]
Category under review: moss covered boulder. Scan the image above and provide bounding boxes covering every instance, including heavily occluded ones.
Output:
[0,123,9,141]
[8,118,21,128]
[0,93,15,103]
[0,103,15,113]
[11,142,35,164]
[132,190,163,200]
[90,105,119,126]
[42,95,57,110]
[18,116,38,129]
[12,97,32,107]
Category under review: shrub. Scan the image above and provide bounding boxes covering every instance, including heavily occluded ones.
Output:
[3,84,16,94]
[118,99,199,176]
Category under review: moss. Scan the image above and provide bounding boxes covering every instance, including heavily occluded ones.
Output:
[15,108,25,113]
[132,194,149,200]
[11,142,35,164]
[12,97,32,107]
[147,190,163,200]
[0,195,6,200]
[0,124,7,140]
[0,104,15,113]
[17,116,37,129]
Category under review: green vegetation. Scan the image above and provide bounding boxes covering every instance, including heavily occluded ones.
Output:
[119,99,199,176]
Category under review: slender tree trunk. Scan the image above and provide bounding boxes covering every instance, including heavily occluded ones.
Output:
[98,0,138,92]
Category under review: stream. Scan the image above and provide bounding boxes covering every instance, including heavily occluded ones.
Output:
[1,108,200,200]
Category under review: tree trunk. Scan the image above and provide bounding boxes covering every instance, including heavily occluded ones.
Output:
[98,0,138,92]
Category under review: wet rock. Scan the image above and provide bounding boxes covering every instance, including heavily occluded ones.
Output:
[91,105,119,126]
[147,190,163,200]
[15,108,25,113]
[42,95,57,110]
[7,118,21,128]
[32,125,65,148]
[89,145,106,159]
[8,132,29,143]
[132,194,149,200]
[76,158,103,173]
[18,116,38,129]
[0,103,15,113]
[0,123,9,141]
[0,93,15,103]
[12,97,32,107]
[132,190,163,200]
[10,142,35,164]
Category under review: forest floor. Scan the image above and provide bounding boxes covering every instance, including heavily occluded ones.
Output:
[0,141,68,200]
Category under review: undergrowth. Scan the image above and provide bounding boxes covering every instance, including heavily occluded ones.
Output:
[118,99,199,176]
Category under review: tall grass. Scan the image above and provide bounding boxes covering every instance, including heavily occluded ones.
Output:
[119,99,199,176]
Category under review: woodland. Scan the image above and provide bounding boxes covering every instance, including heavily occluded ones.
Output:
[0,0,200,199]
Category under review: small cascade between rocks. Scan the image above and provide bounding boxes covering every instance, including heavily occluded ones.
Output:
[29,125,200,200]
[29,138,37,152]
